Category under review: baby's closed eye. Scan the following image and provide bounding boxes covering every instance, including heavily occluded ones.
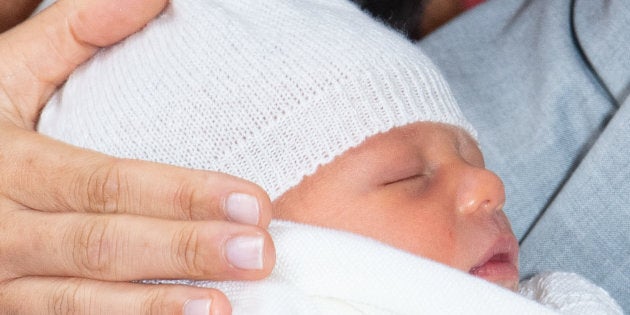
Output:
[380,168,432,197]
[382,172,428,186]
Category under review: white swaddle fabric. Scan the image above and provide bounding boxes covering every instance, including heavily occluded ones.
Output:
[149,220,621,314]
[147,220,557,314]
[151,220,622,314]
[519,272,623,314]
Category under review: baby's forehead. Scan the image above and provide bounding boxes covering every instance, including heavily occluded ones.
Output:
[278,122,480,207]
[341,122,471,154]
[303,122,474,176]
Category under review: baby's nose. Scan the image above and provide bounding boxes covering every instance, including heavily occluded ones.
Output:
[455,166,505,215]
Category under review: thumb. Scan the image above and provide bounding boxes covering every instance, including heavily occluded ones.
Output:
[65,0,169,47]
[0,0,168,128]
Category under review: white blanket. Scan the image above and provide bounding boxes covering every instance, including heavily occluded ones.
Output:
[149,221,619,314]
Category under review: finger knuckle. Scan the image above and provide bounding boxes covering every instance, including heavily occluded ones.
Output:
[141,286,175,315]
[85,158,130,213]
[49,279,83,315]
[70,218,117,277]
[0,280,23,314]
[172,180,196,220]
[172,225,206,277]
[0,210,21,280]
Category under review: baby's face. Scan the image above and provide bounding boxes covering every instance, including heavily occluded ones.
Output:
[273,122,519,290]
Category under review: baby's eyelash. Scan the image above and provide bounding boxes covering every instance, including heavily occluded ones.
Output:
[383,173,427,186]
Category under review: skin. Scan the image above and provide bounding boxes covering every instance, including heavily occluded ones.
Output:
[274,122,519,290]
[353,0,471,40]
[419,0,466,37]
[0,0,275,314]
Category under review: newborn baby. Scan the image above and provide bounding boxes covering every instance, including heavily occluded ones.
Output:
[38,0,621,313]
[274,121,518,290]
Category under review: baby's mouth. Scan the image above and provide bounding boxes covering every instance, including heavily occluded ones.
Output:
[469,235,519,290]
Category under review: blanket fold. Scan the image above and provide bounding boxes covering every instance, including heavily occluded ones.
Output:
[150,221,566,314]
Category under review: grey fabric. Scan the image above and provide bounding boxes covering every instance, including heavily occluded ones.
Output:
[420,0,629,311]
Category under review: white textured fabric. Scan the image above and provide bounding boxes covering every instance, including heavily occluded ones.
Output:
[148,221,621,314]
[519,272,623,314]
[148,220,558,314]
[37,0,475,200]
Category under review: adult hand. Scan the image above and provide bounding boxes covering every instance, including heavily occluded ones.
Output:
[0,0,275,314]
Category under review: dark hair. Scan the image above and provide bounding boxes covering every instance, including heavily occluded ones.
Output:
[350,0,425,40]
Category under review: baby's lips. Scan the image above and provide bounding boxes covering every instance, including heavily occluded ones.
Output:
[469,233,519,290]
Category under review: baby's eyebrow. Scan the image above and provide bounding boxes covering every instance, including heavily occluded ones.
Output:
[454,128,476,147]
[451,128,486,167]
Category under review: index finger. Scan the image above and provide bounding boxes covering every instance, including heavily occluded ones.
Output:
[1,125,272,225]
[0,0,168,128]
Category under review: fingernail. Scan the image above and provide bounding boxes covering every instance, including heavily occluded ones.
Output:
[225,235,264,270]
[225,193,260,225]
[184,299,212,315]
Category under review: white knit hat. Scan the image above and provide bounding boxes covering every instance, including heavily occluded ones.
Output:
[38,0,476,200]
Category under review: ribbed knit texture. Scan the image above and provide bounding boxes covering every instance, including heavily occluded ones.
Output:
[38,0,475,200]
[519,272,623,314]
